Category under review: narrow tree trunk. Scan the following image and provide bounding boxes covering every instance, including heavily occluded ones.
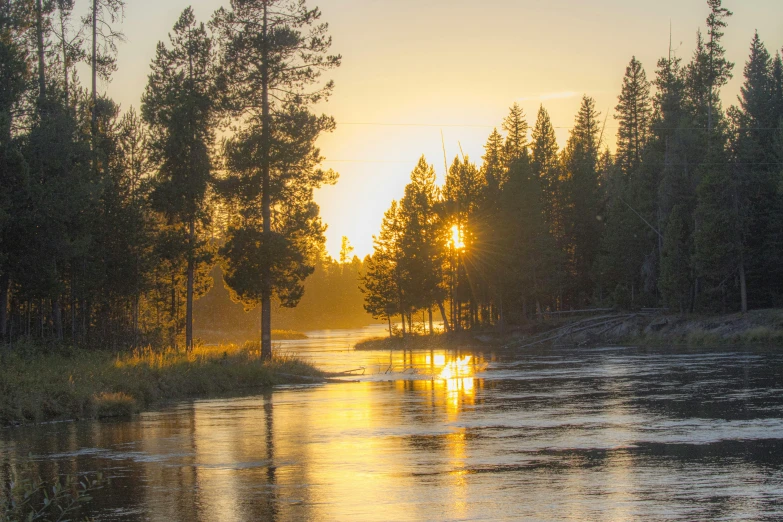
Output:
[70,276,76,341]
[0,273,8,343]
[60,9,69,106]
[400,312,406,337]
[171,273,177,351]
[428,307,433,335]
[387,316,392,338]
[35,0,46,106]
[52,298,62,341]
[739,252,748,313]
[259,1,272,360]
[91,0,97,139]
[186,219,194,352]
[437,301,450,333]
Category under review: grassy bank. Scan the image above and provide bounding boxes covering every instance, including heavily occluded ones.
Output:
[508,309,783,348]
[627,309,783,347]
[356,309,783,351]
[0,341,323,426]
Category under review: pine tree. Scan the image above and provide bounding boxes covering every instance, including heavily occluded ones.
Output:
[482,128,505,193]
[444,155,484,330]
[361,200,404,335]
[213,0,340,359]
[502,102,528,164]
[141,8,217,351]
[599,57,657,308]
[736,33,775,159]
[771,51,783,127]
[531,106,561,235]
[705,0,733,134]
[727,33,778,310]
[0,0,32,341]
[499,153,559,320]
[398,157,445,325]
[615,56,652,175]
[85,0,124,147]
[562,95,603,306]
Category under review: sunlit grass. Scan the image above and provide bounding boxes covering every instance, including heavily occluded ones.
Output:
[0,341,322,426]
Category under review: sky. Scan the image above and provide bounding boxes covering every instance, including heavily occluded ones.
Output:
[78,0,783,259]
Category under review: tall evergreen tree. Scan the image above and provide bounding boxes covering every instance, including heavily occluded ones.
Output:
[212,0,340,359]
[0,0,32,341]
[705,0,733,134]
[397,157,446,331]
[141,8,217,351]
[562,95,603,305]
[361,200,404,335]
[502,102,528,164]
[531,105,562,236]
[615,56,652,175]
[444,155,483,329]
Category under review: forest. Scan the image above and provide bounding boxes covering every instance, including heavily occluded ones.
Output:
[360,1,783,334]
[1,0,782,353]
[0,0,342,356]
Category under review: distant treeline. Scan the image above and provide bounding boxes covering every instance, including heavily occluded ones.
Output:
[361,1,783,333]
[0,0,339,351]
[195,240,376,341]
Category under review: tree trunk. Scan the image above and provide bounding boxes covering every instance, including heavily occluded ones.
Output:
[171,273,177,351]
[186,219,195,352]
[91,0,97,139]
[0,272,8,343]
[52,298,62,341]
[35,0,46,105]
[739,252,748,313]
[428,307,433,335]
[259,2,272,360]
[400,312,406,337]
[437,301,450,333]
[387,316,392,338]
[60,8,69,106]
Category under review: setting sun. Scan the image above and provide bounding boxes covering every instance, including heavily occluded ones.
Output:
[450,224,465,250]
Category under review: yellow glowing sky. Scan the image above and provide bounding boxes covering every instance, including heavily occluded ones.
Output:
[81,0,782,259]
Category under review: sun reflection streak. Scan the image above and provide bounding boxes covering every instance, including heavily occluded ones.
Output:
[439,355,472,380]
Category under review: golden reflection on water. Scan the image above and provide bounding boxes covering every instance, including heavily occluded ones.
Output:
[1,350,487,521]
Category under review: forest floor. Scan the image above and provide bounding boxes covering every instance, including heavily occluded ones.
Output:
[0,341,324,427]
[356,309,783,352]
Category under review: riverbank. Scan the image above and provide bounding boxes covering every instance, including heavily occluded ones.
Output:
[194,329,309,344]
[356,309,783,351]
[355,331,498,351]
[0,342,323,427]
[593,309,783,347]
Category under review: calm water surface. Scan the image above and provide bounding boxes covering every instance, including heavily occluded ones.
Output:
[2,325,783,520]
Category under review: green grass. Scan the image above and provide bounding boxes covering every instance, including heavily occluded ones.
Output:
[0,341,323,426]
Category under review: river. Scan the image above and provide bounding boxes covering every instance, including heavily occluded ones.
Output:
[2,325,783,520]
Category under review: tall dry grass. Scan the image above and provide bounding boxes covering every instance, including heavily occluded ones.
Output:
[0,341,321,426]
